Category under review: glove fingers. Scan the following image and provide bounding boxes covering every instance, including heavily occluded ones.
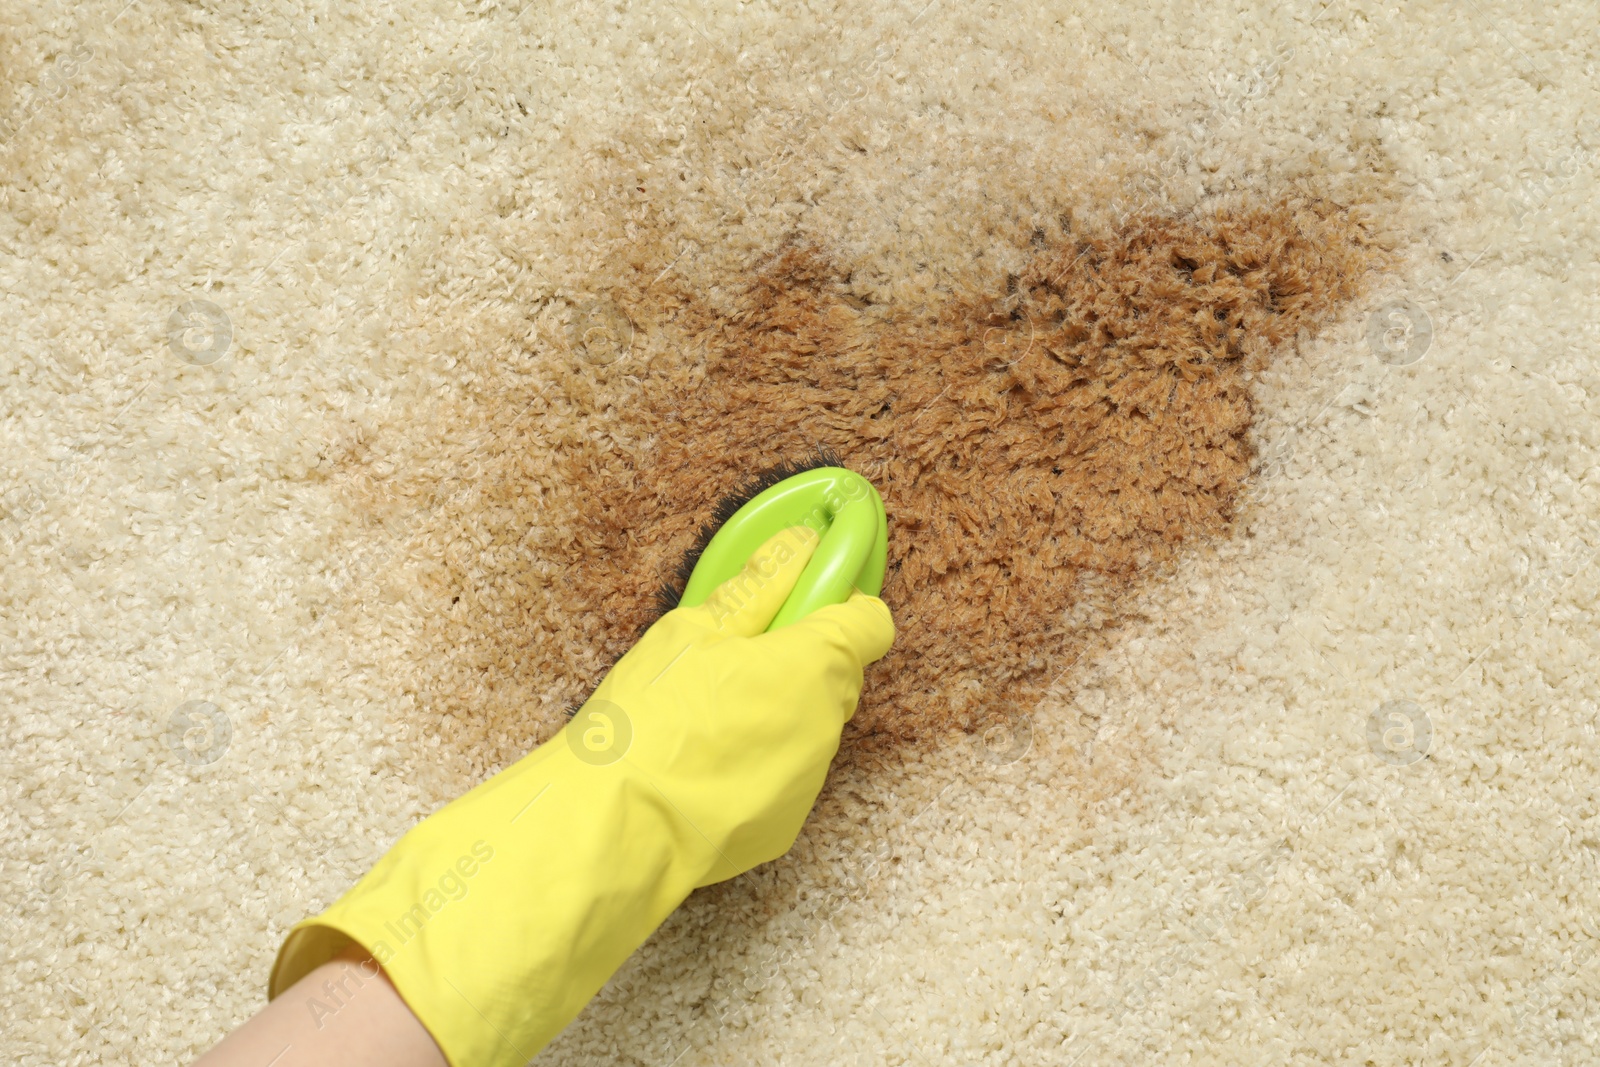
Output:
[691,526,819,638]
[762,588,896,676]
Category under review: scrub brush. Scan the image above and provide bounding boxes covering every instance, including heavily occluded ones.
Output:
[664,451,887,629]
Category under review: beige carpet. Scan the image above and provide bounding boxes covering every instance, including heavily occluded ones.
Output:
[5,0,1600,1064]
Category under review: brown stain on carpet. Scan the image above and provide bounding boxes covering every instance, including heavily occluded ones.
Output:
[557,196,1391,750]
[344,187,1393,777]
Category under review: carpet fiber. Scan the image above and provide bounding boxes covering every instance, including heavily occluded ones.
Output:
[4,1,1599,1064]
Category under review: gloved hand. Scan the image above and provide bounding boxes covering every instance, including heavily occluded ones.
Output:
[268,526,895,1067]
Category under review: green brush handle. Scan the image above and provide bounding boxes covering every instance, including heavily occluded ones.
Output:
[679,467,887,631]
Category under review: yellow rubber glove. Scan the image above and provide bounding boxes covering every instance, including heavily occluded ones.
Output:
[268,526,895,1067]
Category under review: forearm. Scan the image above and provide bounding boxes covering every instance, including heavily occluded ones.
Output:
[194,946,446,1067]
